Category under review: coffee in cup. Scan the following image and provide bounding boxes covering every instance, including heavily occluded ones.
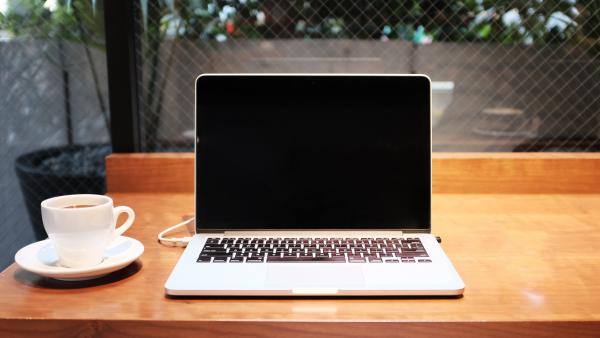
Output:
[41,194,135,268]
[63,204,97,209]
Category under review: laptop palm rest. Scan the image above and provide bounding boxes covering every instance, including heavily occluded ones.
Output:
[265,265,365,289]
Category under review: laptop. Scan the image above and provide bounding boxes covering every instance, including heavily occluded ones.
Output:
[165,74,465,296]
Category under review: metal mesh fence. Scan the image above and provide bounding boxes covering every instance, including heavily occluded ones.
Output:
[135,0,600,152]
[0,1,109,268]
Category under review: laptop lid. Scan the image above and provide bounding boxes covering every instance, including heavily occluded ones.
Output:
[195,74,431,233]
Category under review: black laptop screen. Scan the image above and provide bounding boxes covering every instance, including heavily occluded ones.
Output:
[195,75,431,231]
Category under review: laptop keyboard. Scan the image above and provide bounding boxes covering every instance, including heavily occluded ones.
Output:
[197,237,430,263]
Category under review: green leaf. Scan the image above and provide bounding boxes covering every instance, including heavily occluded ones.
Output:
[478,23,491,39]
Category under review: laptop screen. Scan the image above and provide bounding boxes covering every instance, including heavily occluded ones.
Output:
[196,75,431,231]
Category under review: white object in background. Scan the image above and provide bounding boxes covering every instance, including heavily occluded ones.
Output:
[182,129,195,140]
[473,107,536,137]
[41,194,135,268]
[431,81,454,128]
[15,236,144,281]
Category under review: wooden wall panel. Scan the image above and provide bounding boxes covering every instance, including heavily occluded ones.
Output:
[432,153,600,194]
[106,153,194,193]
[106,153,600,194]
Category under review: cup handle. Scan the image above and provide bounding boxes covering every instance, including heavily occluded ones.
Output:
[113,206,135,239]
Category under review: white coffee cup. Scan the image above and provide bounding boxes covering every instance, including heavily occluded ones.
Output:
[41,194,135,268]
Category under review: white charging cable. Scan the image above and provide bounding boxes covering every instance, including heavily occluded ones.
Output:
[158,217,195,247]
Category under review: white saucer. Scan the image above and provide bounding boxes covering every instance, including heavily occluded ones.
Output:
[15,236,144,281]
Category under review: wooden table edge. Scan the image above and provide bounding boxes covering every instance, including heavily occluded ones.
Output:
[1,318,599,338]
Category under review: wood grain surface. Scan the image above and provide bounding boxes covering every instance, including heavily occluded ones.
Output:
[106,153,600,194]
[432,153,600,194]
[1,193,600,337]
[106,153,194,193]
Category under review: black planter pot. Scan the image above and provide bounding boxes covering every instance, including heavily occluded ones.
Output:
[15,144,111,241]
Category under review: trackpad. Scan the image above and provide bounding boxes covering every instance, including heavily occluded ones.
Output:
[266,265,365,288]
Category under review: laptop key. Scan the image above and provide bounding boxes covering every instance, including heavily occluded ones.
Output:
[212,256,228,263]
[196,256,212,263]
[267,256,346,262]
[399,252,429,257]
[202,249,227,254]
[246,257,264,263]
[349,257,366,263]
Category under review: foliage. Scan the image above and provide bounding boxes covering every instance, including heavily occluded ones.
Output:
[426,0,581,44]
[137,0,588,45]
[0,0,104,49]
[1,0,593,45]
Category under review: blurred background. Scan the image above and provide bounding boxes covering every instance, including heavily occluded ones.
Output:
[1,0,599,269]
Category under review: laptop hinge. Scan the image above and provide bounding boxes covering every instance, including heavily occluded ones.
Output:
[223,230,404,237]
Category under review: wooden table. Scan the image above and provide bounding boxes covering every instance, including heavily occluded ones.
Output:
[1,192,600,337]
